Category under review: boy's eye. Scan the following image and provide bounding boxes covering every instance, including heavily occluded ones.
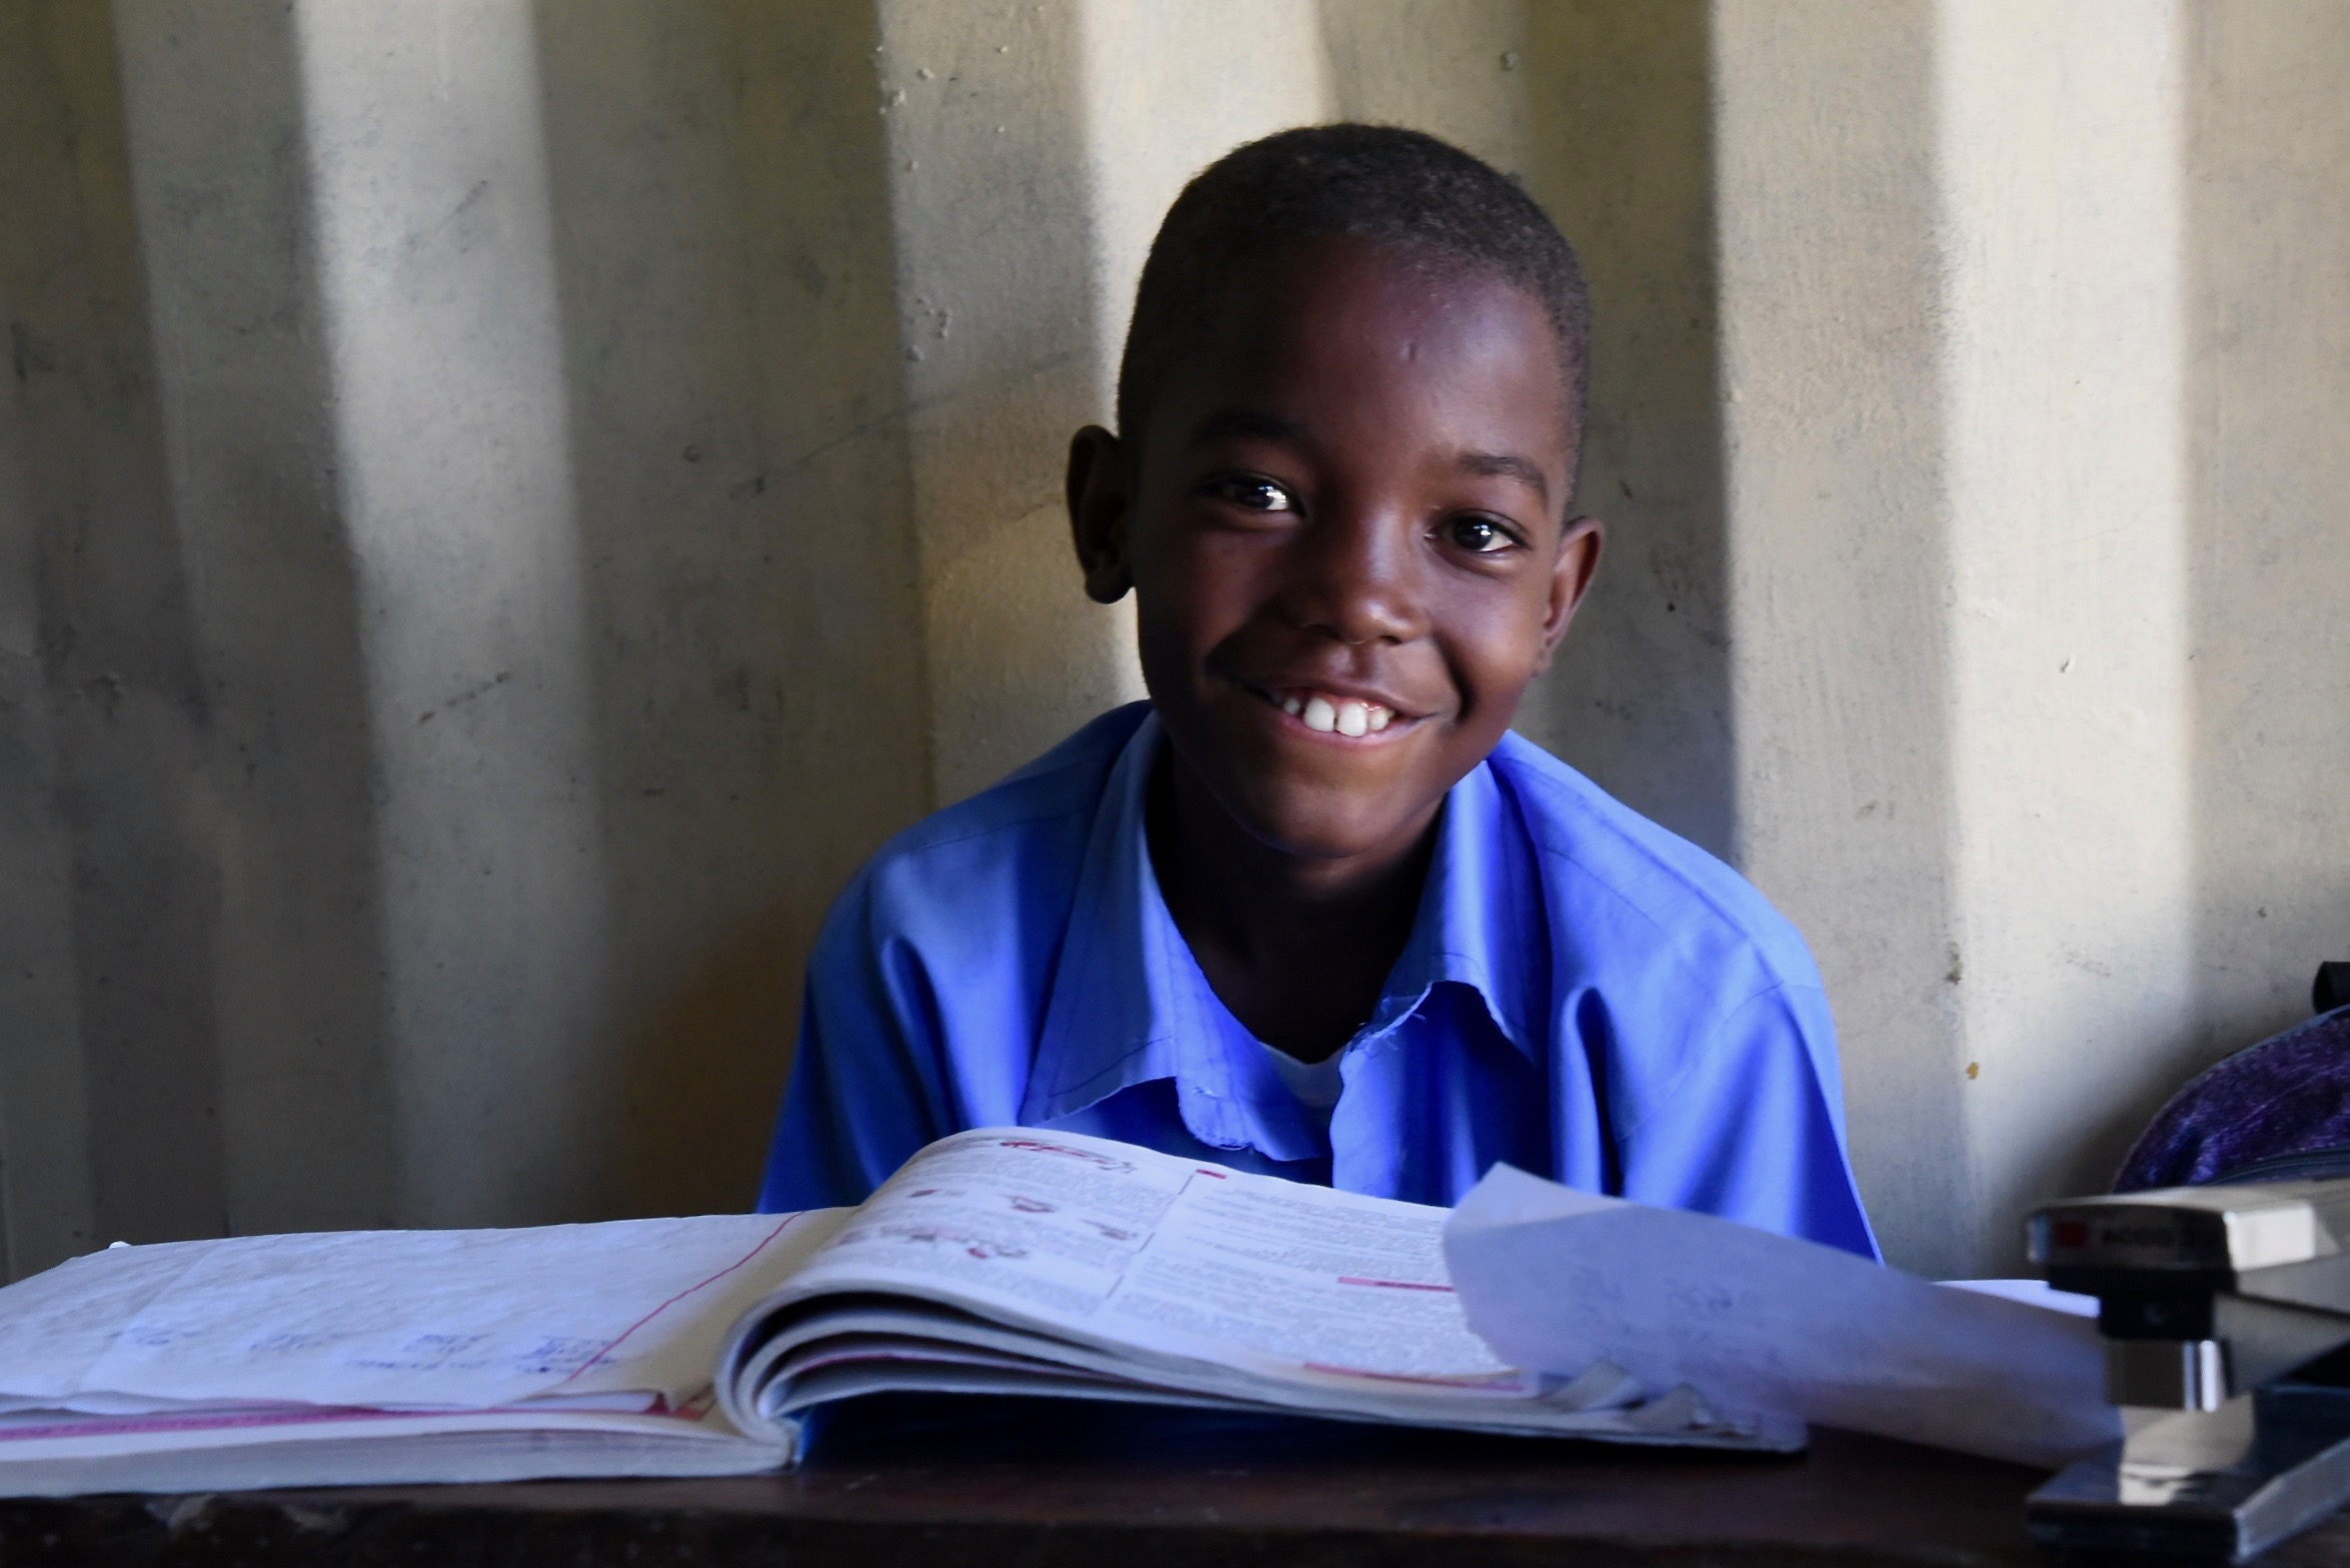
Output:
[1210,476,1297,514]
[1443,515,1519,555]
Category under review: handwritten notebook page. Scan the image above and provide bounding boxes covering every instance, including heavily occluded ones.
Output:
[1442,1163,2118,1468]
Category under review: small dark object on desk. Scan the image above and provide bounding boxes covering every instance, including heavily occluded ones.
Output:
[2,1392,2338,1568]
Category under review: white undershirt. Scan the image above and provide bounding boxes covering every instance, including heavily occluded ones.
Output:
[1256,1038,1348,1111]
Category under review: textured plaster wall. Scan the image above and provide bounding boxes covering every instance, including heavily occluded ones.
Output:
[2183,0,2350,1122]
[1601,0,2347,1274]
[524,0,937,1222]
[0,2,138,1268]
[1516,1,1733,859]
[871,1,1130,807]
[290,0,616,1226]
[871,0,1334,803]
[1705,0,1970,1273]
[0,0,935,1268]
[1936,0,2199,1269]
[0,1,2345,1277]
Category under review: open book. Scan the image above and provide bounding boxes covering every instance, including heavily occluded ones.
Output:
[0,1128,1790,1495]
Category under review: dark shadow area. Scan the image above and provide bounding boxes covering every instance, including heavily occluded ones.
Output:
[94,2,399,1236]
[0,1397,2071,1565]
[807,1390,1795,1475]
[528,0,937,1216]
[1516,0,1733,861]
[0,1,228,1262]
[778,1395,2039,1557]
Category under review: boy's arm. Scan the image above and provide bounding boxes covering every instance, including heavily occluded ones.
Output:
[757,893,950,1212]
[1617,983,1882,1260]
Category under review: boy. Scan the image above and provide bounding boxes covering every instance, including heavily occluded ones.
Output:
[760,126,1877,1260]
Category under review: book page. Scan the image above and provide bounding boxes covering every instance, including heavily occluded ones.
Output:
[1102,1174,1521,1389]
[0,1211,842,1415]
[770,1130,1531,1400]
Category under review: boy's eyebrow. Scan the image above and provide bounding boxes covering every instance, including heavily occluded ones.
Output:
[1185,408,1310,448]
[1186,411,1553,507]
[1456,451,1550,506]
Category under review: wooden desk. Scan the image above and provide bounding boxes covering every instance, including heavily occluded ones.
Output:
[4,1396,2349,1567]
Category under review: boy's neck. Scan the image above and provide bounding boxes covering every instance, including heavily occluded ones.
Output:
[1146,748,1438,1065]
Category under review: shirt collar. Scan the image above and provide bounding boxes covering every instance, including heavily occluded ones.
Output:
[1373,749,1545,1061]
[1022,713,1543,1138]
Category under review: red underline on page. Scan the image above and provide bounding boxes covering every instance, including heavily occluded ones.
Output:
[1300,1363,1510,1389]
[547,1212,806,1391]
[0,1401,710,1445]
[1335,1276,1454,1292]
[0,1405,398,1443]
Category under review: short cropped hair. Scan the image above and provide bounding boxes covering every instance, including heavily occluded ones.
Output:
[1117,124,1592,475]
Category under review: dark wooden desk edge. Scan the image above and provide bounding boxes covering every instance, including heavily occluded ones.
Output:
[0,1503,1984,1568]
[0,1486,2037,1568]
[5,1408,2350,1567]
[14,1474,2350,1566]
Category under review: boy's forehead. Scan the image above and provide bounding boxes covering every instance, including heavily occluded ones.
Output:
[1218,239,1535,357]
[1153,239,1575,477]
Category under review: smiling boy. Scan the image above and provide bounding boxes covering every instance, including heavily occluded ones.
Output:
[760,126,1877,1258]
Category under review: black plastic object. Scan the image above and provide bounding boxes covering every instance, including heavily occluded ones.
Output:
[2315,961,2350,1016]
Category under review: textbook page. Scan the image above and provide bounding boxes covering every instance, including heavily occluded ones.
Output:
[1441,1163,2119,1469]
[0,1211,841,1416]
[739,1129,1785,1444]
[773,1131,1529,1394]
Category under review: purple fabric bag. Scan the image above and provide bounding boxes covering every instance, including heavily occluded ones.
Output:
[2114,1006,2350,1192]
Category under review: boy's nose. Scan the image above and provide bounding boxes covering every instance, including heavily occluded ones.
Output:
[1280,504,1426,646]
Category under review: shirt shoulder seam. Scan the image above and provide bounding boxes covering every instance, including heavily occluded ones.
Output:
[1492,745,1813,997]
[875,711,1145,865]
[883,799,1095,858]
[1615,980,1823,1144]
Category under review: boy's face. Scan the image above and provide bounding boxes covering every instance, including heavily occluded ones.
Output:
[1069,237,1601,867]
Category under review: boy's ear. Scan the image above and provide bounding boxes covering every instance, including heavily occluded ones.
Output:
[1533,515,1604,672]
[1066,425,1134,605]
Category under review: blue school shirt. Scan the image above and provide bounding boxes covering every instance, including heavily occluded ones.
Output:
[761,704,1879,1259]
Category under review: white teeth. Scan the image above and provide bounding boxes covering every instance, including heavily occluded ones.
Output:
[1281,690,1397,736]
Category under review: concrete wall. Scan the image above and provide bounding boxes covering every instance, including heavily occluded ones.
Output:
[0,0,2344,1276]
[0,0,938,1261]
[1522,0,2350,1274]
[2184,0,2350,1148]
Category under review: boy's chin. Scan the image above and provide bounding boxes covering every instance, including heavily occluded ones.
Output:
[1155,692,1464,864]
[1218,783,1442,866]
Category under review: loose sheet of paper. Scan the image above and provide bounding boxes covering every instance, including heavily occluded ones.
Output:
[1442,1165,2119,1468]
[0,1213,837,1413]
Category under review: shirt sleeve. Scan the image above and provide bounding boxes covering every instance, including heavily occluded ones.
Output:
[756,881,950,1212]
[1617,982,1881,1260]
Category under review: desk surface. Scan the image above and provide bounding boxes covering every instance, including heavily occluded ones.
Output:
[5,1396,2350,1567]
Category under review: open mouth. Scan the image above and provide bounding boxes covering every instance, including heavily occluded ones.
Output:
[1252,686,1400,739]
